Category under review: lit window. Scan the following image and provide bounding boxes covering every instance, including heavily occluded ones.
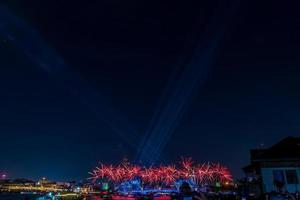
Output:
[285,170,299,184]
[273,170,285,185]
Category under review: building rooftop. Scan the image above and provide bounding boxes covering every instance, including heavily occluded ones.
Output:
[251,136,300,161]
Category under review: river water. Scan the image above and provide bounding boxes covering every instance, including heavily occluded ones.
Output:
[0,193,41,200]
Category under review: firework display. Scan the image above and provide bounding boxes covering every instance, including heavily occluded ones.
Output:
[89,158,232,186]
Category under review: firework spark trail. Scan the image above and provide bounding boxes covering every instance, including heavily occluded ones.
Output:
[90,158,232,186]
[0,6,139,148]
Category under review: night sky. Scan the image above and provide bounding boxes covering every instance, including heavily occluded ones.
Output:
[0,0,299,181]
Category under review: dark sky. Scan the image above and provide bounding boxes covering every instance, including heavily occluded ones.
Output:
[0,0,299,181]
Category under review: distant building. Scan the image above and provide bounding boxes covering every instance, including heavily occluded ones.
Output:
[243,137,300,194]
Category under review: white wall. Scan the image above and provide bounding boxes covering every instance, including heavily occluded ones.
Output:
[261,167,300,193]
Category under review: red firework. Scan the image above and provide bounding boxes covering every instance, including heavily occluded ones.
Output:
[90,158,232,185]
